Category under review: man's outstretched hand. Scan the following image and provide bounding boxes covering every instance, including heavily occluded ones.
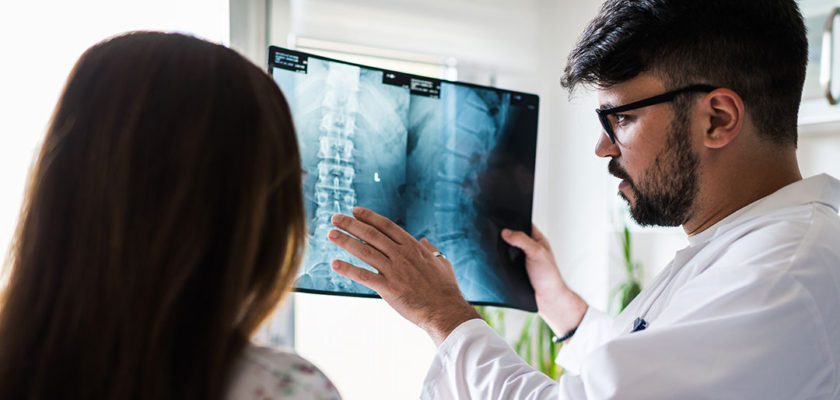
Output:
[328,207,480,346]
[501,225,588,337]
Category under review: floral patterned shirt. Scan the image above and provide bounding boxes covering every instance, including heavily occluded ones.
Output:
[225,343,341,400]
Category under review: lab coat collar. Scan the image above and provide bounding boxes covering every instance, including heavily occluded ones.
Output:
[686,174,840,247]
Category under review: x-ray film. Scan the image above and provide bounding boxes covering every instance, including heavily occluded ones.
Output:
[268,46,539,311]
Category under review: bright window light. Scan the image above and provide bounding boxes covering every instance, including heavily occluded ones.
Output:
[0,0,229,277]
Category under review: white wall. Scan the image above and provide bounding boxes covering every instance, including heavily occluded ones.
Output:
[798,131,840,178]
[532,0,613,309]
[288,0,542,82]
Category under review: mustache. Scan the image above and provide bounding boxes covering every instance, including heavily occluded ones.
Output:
[608,159,633,186]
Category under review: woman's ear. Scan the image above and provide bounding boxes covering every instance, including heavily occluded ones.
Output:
[700,88,744,149]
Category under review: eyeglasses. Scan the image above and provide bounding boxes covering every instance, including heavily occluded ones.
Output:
[595,84,718,143]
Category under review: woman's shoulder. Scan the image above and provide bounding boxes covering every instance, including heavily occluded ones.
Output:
[225,343,340,400]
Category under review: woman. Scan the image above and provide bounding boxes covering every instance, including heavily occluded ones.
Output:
[0,32,339,399]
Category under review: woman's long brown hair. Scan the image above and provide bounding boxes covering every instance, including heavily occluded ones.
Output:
[0,32,305,399]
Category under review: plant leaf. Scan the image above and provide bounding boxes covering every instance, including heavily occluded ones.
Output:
[620,280,642,311]
[513,314,534,357]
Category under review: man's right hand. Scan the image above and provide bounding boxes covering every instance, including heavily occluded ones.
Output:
[502,225,588,337]
[327,207,481,347]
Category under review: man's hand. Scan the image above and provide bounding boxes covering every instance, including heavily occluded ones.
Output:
[501,225,588,336]
[328,207,480,346]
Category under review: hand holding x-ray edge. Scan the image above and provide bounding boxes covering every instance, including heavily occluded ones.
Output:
[328,207,588,346]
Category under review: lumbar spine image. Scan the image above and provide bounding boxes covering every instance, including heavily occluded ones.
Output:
[307,63,361,291]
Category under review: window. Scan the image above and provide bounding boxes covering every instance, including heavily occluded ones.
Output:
[0,0,228,283]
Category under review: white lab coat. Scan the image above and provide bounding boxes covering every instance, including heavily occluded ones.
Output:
[421,174,840,399]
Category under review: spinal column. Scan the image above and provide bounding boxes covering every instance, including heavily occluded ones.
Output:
[305,63,365,292]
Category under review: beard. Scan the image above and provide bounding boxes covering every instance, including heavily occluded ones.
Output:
[608,110,700,227]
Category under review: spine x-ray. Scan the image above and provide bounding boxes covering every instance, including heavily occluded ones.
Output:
[269,47,539,311]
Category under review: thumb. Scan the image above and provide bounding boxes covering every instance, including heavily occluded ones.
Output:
[531,224,553,252]
[501,229,543,257]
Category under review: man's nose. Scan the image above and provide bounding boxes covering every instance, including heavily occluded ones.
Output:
[595,131,619,158]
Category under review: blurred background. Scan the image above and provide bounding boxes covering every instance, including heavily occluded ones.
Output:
[1,1,838,398]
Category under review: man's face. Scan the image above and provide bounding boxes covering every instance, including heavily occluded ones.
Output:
[596,75,701,227]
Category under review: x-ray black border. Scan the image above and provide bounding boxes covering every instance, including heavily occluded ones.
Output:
[293,288,534,310]
[267,46,538,108]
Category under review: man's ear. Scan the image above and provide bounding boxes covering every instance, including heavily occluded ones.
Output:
[700,88,744,149]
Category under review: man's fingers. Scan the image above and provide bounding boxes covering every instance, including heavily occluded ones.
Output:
[419,237,438,252]
[531,224,553,251]
[331,213,399,254]
[419,238,453,266]
[328,229,391,268]
[501,228,544,257]
[331,259,386,292]
[352,207,415,245]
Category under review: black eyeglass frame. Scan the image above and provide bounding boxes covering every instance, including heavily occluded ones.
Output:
[595,84,719,143]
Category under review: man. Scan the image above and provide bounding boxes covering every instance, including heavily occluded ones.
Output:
[327,0,840,398]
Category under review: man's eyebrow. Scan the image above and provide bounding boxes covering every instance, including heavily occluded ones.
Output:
[598,101,616,110]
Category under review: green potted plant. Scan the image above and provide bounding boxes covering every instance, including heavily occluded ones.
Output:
[613,225,642,312]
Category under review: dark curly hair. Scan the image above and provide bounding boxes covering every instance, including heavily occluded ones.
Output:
[562,0,807,146]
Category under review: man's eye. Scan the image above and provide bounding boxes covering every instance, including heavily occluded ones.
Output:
[614,114,631,126]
